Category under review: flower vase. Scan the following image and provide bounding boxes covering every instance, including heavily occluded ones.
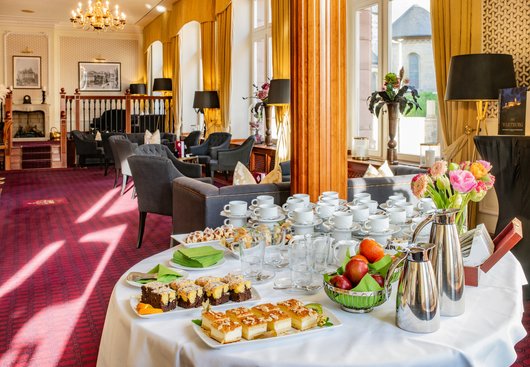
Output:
[386,102,399,165]
[455,205,468,235]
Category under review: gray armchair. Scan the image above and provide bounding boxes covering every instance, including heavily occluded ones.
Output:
[134,144,203,179]
[108,135,128,188]
[113,139,138,195]
[183,131,201,155]
[71,130,104,167]
[189,132,232,176]
[102,132,126,176]
[208,135,255,179]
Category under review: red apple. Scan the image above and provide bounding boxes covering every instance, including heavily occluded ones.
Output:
[344,259,369,286]
[371,274,384,287]
[330,275,353,290]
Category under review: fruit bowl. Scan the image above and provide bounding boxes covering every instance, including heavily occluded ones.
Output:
[323,277,391,313]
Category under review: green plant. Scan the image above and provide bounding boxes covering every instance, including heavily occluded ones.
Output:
[368,67,421,117]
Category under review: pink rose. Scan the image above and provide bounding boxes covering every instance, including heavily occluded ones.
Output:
[261,83,270,90]
[411,174,430,198]
[459,161,471,170]
[483,173,495,189]
[449,170,477,193]
[430,160,447,179]
[257,90,268,100]
[477,160,492,172]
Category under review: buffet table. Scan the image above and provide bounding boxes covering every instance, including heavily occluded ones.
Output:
[97,246,527,367]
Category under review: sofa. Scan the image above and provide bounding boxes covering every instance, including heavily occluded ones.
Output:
[171,165,425,234]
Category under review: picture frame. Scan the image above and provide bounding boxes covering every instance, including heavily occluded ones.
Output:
[13,56,41,89]
[78,62,121,92]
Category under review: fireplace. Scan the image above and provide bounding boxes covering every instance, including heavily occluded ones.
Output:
[12,104,50,142]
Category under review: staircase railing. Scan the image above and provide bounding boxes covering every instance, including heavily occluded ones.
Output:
[2,90,13,170]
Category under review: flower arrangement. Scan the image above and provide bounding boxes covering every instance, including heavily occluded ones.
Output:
[243,82,270,143]
[411,160,495,233]
[368,67,421,117]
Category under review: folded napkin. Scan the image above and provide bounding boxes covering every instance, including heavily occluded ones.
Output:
[172,246,224,268]
[352,273,384,292]
[136,264,182,284]
[368,255,392,278]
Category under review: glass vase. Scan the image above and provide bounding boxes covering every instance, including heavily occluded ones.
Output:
[455,205,468,235]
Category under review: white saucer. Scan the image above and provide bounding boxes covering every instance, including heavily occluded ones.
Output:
[355,224,401,236]
[220,210,252,218]
[323,221,361,232]
[286,218,323,228]
[250,213,286,223]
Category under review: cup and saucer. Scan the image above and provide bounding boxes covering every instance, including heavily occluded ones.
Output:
[220,209,252,218]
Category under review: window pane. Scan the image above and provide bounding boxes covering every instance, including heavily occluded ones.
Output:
[254,0,266,29]
[355,4,380,152]
[253,38,266,86]
[391,0,438,156]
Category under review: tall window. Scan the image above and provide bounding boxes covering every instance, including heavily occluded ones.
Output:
[350,0,438,160]
[147,41,163,96]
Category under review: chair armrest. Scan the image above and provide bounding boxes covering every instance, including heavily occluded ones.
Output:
[196,177,213,184]
[190,141,208,155]
[174,159,202,178]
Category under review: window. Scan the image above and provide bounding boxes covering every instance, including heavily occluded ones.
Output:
[147,41,163,96]
[350,0,439,161]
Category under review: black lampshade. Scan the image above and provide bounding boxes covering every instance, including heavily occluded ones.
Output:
[193,91,220,109]
[129,83,147,95]
[267,79,291,105]
[445,54,516,101]
[152,78,172,92]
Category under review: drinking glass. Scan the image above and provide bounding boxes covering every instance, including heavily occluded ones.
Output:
[239,234,265,280]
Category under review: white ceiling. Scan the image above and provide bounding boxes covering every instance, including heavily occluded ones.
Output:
[0,0,176,29]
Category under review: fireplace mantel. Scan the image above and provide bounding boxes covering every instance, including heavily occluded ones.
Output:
[12,104,50,142]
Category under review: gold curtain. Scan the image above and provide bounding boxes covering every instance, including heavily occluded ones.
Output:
[162,38,175,132]
[201,21,223,135]
[431,0,482,228]
[173,35,182,138]
[216,4,232,133]
[271,0,291,165]
[431,0,482,163]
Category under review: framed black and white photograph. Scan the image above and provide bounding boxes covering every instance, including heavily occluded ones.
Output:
[78,62,121,92]
[13,56,41,89]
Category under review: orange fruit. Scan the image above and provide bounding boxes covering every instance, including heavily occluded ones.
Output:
[350,254,369,264]
[359,238,385,263]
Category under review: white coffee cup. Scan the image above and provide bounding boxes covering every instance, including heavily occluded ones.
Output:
[409,216,432,236]
[318,191,339,201]
[348,204,370,222]
[251,195,275,207]
[363,214,390,233]
[288,207,314,224]
[292,193,310,204]
[395,201,415,217]
[386,194,406,208]
[321,197,340,206]
[315,202,337,219]
[224,200,248,216]
[359,199,379,214]
[329,211,353,229]
[353,193,371,205]
[416,198,436,212]
[224,217,247,228]
[282,198,306,212]
[253,203,278,220]
[386,207,407,224]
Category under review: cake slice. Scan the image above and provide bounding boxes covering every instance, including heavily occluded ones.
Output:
[201,310,229,331]
[169,279,195,291]
[251,305,292,334]
[225,306,253,319]
[221,274,252,302]
[203,281,230,305]
[209,318,242,344]
[277,299,318,331]
[195,276,221,287]
[176,284,204,308]
[235,314,268,340]
[140,283,177,312]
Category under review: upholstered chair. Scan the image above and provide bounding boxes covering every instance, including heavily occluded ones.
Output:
[113,139,138,195]
[71,130,104,167]
[101,132,126,176]
[208,135,255,179]
[189,132,232,177]
[108,135,128,188]
[183,130,201,154]
[134,144,203,178]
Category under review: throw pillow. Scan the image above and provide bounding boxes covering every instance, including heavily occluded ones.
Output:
[378,160,394,177]
[144,129,161,145]
[261,165,282,184]
[363,164,382,178]
[233,162,283,185]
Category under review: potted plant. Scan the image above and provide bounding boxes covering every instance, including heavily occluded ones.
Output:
[368,67,421,164]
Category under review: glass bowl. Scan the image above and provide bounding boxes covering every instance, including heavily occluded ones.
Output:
[323,277,391,313]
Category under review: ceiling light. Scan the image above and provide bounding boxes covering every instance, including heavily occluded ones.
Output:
[145,4,152,9]
[70,0,126,32]
[156,5,166,12]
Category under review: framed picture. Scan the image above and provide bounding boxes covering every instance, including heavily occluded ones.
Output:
[78,62,121,92]
[498,87,527,135]
[13,56,41,89]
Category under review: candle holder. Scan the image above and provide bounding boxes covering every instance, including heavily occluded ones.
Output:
[352,137,369,160]
[41,90,46,104]
[420,143,440,168]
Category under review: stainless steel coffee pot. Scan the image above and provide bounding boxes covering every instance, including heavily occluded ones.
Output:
[395,243,439,333]
[412,209,465,317]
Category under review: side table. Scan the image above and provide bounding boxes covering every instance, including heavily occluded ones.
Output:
[177,156,199,164]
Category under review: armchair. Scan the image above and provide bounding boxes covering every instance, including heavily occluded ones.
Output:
[101,132,126,176]
[183,131,201,154]
[71,130,104,167]
[208,135,255,179]
[113,138,138,195]
[189,132,232,176]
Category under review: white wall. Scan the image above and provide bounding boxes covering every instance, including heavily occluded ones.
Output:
[179,21,202,133]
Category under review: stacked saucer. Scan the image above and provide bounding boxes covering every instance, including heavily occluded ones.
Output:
[220,200,251,227]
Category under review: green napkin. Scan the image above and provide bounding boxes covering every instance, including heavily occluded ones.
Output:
[368,255,392,278]
[172,246,224,268]
[352,273,384,292]
[136,263,183,284]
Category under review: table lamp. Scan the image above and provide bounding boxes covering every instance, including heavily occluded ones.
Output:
[129,83,147,95]
[265,79,291,146]
[445,53,516,141]
[193,91,220,136]
[152,78,172,93]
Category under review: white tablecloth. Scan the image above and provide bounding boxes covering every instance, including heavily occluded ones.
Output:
[97,246,527,367]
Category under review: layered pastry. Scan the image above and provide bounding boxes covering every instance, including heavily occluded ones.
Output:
[251,304,292,334]
[277,299,318,331]
[140,282,177,312]
[225,306,253,319]
[169,279,195,291]
[195,276,221,287]
[209,318,242,344]
[225,307,267,340]
[203,281,230,305]
[221,274,252,302]
[201,309,230,331]
[176,283,204,309]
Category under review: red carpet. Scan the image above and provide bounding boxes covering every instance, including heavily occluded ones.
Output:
[0,168,528,366]
[0,168,171,367]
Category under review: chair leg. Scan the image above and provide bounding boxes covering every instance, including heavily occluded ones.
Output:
[131,186,136,199]
[137,211,147,249]
[120,175,128,196]
[104,160,109,176]
[113,168,118,188]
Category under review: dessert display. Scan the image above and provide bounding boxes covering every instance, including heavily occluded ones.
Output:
[184,225,236,244]
[277,299,318,331]
[174,282,204,309]
[209,318,243,344]
[203,281,230,305]
[222,274,252,302]
[140,282,177,312]
[251,304,292,334]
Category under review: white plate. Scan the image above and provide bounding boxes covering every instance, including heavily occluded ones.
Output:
[171,234,240,259]
[250,213,286,223]
[220,210,252,219]
[191,305,342,348]
[130,287,262,318]
[168,258,226,271]
[125,269,189,288]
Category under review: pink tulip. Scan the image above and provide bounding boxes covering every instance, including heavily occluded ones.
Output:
[429,160,447,179]
[411,174,430,198]
[449,170,477,193]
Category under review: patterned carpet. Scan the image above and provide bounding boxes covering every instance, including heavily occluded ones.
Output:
[0,168,528,366]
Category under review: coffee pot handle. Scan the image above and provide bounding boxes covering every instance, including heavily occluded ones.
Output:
[384,251,407,289]
[411,214,435,243]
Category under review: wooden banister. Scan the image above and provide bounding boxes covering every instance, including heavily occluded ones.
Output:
[60,88,67,168]
[125,89,131,133]
[3,90,12,170]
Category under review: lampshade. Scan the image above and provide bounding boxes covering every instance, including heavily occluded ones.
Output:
[445,54,516,101]
[193,91,220,109]
[267,79,291,105]
[152,78,172,92]
[129,83,146,95]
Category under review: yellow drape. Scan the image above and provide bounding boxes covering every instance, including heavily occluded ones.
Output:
[271,0,291,165]
[431,0,482,163]
[201,21,223,135]
[162,38,175,132]
[216,4,232,133]
[174,35,182,138]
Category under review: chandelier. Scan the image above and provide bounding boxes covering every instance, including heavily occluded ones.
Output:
[70,0,126,31]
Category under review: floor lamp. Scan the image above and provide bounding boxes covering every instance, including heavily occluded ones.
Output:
[445,54,516,159]
[153,78,173,132]
[193,91,220,137]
